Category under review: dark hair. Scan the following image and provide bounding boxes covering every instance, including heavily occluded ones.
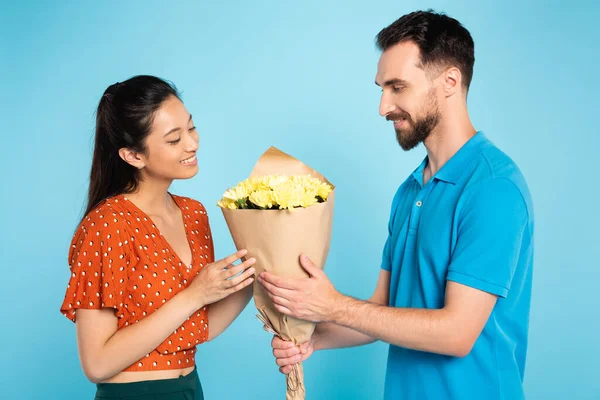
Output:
[84,75,180,218]
[376,10,475,91]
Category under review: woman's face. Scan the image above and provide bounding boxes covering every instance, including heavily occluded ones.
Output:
[138,95,200,181]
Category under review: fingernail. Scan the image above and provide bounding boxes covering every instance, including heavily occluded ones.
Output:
[301,254,307,261]
[248,268,255,274]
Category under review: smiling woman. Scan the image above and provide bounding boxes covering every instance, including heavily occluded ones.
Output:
[59,75,257,400]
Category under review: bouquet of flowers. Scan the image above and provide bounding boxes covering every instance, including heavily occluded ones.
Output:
[217,175,332,211]
[218,147,335,400]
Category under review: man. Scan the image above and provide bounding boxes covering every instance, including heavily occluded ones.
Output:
[257,9,534,400]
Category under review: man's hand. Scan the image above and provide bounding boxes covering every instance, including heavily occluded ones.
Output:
[271,336,315,374]
[258,254,343,322]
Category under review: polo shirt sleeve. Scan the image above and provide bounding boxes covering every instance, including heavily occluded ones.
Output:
[381,185,405,272]
[446,178,528,298]
[381,222,394,271]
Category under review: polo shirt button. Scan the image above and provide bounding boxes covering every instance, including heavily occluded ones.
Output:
[415,200,423,207]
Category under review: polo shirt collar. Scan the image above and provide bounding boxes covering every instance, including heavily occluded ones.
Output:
[411,131,493,186]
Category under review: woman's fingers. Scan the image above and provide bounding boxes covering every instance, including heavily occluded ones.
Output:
[214,249,247,269]
[224,258,256,278]
[227,265,256,288]
[228,274,255,294]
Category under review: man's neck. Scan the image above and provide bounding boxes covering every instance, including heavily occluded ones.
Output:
[422,107,476,185]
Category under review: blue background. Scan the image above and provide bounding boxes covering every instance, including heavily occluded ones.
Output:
[1,1,598,399]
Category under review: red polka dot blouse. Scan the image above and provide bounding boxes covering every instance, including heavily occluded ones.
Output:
[60,194,214,371]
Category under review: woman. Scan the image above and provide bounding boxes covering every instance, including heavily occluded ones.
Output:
[60,75,256,399]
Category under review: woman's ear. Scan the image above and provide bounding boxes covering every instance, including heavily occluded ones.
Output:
[118,148,145,170]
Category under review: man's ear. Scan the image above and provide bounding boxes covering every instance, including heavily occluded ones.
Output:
[442,66,462,98]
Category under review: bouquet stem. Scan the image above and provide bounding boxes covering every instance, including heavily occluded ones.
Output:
[257,311,307,400]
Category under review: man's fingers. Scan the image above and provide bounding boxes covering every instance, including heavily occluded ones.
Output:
[264,288,295,314]
[300,342,310,354]
[279,365,293,375]
[273,303,293,316]
[259,272,300,290]
[273,346,299,358]
[272,336,295,350]
[259,275,295,298]
[276,355,302,367]
[270,294,292,308]
[299,254,322,277]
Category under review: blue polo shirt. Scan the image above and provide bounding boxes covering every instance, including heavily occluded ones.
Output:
[381,132,534,400]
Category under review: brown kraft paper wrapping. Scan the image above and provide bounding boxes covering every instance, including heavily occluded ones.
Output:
[220,147,335,399]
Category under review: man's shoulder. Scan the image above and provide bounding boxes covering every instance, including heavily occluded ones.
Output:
[466,144,534,219]
[469,143,530,195]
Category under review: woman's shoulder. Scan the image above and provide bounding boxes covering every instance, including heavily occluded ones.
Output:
[68,196,133,270]
[171,193,209,216]
[74,196,131,238]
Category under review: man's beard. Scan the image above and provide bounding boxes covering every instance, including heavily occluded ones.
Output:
[386,93,441,151]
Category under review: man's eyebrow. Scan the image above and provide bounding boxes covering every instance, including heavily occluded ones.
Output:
[375,78,409,87]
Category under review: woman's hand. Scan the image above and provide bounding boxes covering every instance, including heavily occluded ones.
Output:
[185,249,256,309]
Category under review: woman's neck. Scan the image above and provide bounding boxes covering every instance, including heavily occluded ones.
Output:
[125,178,176,216]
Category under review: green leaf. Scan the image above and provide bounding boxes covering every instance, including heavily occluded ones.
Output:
[236,198,249,209]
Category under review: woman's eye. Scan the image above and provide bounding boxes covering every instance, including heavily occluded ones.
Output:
[168,139,181,145]
[189,126,196,132]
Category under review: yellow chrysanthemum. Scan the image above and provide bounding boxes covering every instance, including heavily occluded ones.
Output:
[272,180,302,210]
[249,189,276,209]
[222,183,249,202]
[217,174,333,210]
[316,181,332,200]
[300,190,319,207]
[217,198,238,210]
[263,174,288,188]
[242,177,265,192]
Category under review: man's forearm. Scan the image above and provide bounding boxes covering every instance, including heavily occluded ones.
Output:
[313,321,376,351]
[330,296,469,357]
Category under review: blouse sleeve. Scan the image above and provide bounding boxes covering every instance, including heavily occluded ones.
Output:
[60,211,130,322]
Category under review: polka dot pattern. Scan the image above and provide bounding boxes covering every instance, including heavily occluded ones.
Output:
[60,194,214,371]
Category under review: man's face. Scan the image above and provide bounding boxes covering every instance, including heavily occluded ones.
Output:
[375,41,441,151]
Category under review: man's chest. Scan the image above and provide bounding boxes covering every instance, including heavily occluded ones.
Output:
[391,182,463,263]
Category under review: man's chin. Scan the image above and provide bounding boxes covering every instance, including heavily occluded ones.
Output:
[395,130,421,151]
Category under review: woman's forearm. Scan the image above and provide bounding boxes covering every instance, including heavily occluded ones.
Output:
[77,290,202,383]
[207,285,253,341]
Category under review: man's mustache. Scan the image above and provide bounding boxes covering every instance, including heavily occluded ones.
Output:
[386,112,412,122]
